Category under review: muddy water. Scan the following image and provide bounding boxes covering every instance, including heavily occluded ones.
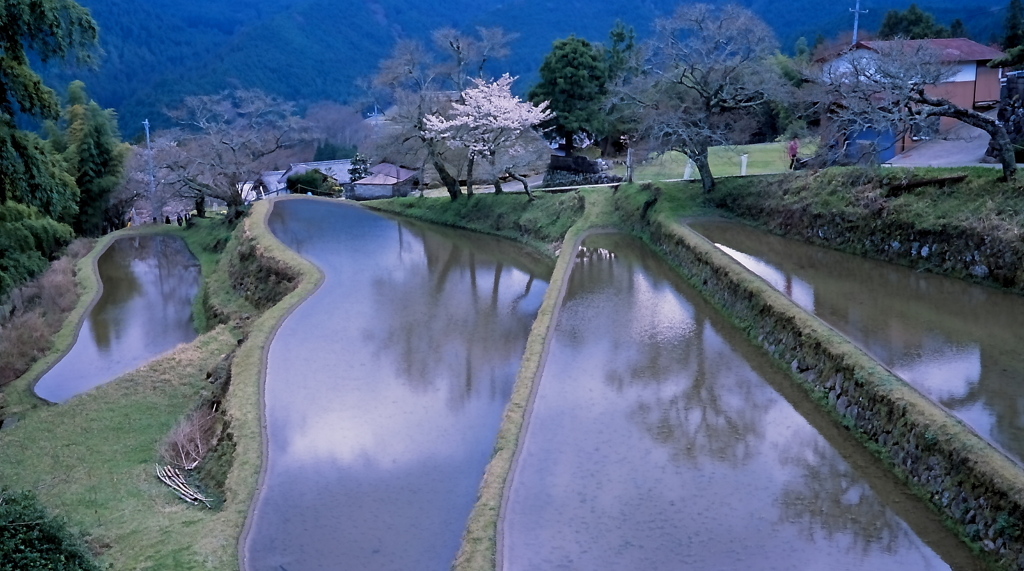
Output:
[33,235,200,403]
[690,219,1024,466]
[245,199,550,571]
[501,234,981,571]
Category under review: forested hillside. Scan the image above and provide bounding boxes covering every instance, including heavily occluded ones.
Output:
[47,0,1004,137]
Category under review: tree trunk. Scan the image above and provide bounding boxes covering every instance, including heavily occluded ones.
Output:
[428,144,462,201]
[692,149,715,193]
[918,93,1017,181]
[562,129,575,156]
[466,153,475,198]
[506,170,535,201]
[225,197,244,222]
[491,157,503,194]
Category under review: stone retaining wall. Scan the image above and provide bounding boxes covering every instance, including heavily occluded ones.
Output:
[710,176,1024,293]
[617,193,1024,570]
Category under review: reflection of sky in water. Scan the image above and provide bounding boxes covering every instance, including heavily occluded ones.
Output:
[34,236,200,403]
[503,236,951,571]
[891,344,981,402]
[717,244,815,312]
[247,201,548,571]
[280,268,542,469]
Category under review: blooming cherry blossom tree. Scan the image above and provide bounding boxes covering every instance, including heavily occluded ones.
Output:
[423,74,552,198]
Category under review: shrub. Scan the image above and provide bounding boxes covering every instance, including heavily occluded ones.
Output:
[286,169,339,196]
[160,407,218,470]
[0,238,91,385]
[0,202,75,298]
[0,489,100,571]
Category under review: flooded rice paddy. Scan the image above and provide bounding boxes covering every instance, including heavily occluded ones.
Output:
[690,219,1024,467]
[34,235,200,403]
[500,233,980,571]
[244,200,550,571]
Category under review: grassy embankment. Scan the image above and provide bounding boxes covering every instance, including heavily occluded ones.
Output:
[0,204,318,571]
[706,166,1024,291]
[0,238,94,388]
[611,142,817,181]
[365,191,588,256]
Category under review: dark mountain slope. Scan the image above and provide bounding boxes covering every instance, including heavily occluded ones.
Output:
[44,0,1005,135]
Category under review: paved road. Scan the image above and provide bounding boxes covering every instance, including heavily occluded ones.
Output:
[885,114,1013,168]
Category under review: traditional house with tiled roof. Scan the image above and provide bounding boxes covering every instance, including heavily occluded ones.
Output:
[351,163,419,200]
[824,38,1005,161]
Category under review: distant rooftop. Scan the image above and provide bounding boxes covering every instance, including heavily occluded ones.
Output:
[279,159,353,184]
[855,38,1005,63]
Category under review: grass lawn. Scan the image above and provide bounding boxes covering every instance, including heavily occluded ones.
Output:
[613,142,817,182]
[0,327,240,569]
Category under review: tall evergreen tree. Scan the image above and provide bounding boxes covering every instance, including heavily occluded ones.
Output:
[606,20,636,78]
[528,36,609,155]
[950,18,968,38]
[51,81,127,236]
[878,4,950,39]
[1006,0,1024,50]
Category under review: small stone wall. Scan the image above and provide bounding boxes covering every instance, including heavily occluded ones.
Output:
[226,225,300,311]
[617,194,1024,569]
[542,169,622,188]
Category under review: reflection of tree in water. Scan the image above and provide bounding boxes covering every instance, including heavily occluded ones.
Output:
[627,320,769,468]
[776,431,915,558]
[89,236,200,348]
[569,242,771,467]
[365,222,544,410]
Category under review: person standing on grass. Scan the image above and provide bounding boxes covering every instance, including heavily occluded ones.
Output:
[788,137,800,170]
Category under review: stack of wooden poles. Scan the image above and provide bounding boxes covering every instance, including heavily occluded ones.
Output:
[156,464,211,508]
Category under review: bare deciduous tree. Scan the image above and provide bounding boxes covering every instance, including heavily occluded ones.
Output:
[372,40,464,200]
[164,89,308,220]
[611,4,785,192]
[432,27,518,92]
[304,102,370,150]
[821,39,1016,180]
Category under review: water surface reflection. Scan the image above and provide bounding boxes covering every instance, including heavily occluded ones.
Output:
[502,234,977,571]
[245,199,550,571]
[34,235,200,403]
[690,220,1024,465]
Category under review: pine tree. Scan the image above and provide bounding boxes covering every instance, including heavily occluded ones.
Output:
[528,36,609,155]
[348,153,371,182]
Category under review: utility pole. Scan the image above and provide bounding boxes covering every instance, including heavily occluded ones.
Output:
[143,119,159,222]
[851,0,868,45]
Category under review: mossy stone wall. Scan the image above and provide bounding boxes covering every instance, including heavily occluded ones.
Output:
[618,193,1024,569]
